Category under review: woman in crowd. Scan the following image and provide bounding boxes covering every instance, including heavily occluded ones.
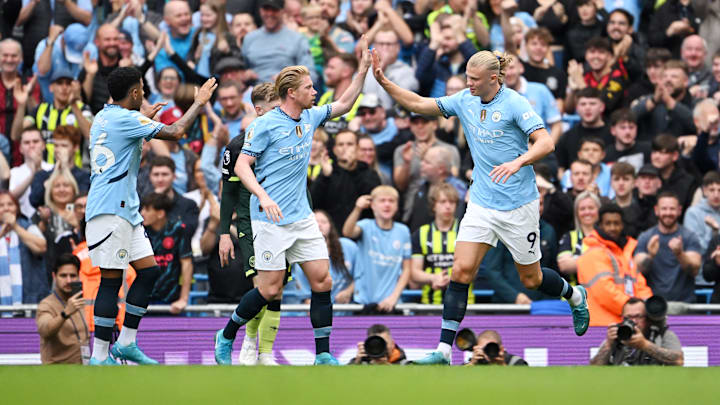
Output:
[556,191,601,284]
[184,159,219,257]
[148,67,181,113]
[357,135,391,185]
[37,167,79,276]
[189,0,234,77]
[0,191,47,305]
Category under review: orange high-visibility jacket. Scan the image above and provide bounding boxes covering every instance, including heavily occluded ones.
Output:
[577,230,653,326]
[73,241,136,331]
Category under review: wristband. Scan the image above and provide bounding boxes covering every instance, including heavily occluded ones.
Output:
[61,311,70,319]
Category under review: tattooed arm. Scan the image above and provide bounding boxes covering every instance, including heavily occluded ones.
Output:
[639,331,684,366]
[590,339,613,365]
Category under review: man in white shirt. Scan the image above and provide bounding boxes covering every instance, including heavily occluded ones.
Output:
[9,128,53,219]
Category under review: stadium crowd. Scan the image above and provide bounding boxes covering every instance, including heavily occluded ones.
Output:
[2,0,720,328]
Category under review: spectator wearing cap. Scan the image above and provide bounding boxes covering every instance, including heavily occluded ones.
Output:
[154,0,197,80]
[16,0,92,77]
[503,54,562,143]
[394,112,460,223]
[11,69,92,168]
[241,0,317,83]
[651,134,699,213]
[648,0,700,58]
[604,108,650,172]
[566,37,629,115]
[605,8,645,82]
[363,29,419,110]
[117,29,144,67]
[33,23,90,103]
[78,24,121,114]
[633,163,662,229]
[357,94,399,179]
[318,53,363,136]
[415,14,476,98]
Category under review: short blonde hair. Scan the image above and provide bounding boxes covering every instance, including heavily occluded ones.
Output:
[370,185,399,201]
[44,167,79,213]
[275,65,310,99]
[467,50,513,85]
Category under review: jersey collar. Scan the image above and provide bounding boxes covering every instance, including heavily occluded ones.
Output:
[481,85,505,106]
[276,106,301,122]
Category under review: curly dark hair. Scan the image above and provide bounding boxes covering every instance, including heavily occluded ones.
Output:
[107,66,142,101]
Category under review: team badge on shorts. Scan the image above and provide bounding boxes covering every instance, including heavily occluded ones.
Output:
[492,111,502,122]
[480,109,487,122]
[262,251,273,263]
[117,249,128,260]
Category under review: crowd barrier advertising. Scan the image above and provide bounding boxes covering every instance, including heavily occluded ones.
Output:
[1,315,718,366]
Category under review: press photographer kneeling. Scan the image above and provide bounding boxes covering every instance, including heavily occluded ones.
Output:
[590,296,683,366]
[455,329,527,366]
[350,324,408,364]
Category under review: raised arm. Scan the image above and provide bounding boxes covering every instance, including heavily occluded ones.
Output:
[155,78,218,141]
[371,49,441,116]
[329,36,371,119]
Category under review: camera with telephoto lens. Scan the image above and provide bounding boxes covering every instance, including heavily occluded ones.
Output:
[363,335,388,360]
[645,295,668,325]
[455,328,500,359]
[616,319,636,341]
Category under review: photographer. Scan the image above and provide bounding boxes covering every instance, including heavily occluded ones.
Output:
[590,297,683,366]
[350,324,408,365]
[467,330,527,366]
[36,253,89,364]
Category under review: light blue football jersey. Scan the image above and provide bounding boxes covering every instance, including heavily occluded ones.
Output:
[241,105,331,224]
[436,86,544,211]
[85,104,165,225]
[353,219,411,305]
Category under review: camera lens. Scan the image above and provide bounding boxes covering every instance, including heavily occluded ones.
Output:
[616,319,636,341]
[364,335,388,359]
[645,295,668,322]
[484,342,500,359]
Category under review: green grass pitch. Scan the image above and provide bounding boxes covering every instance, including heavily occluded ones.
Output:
[2,366,719,404]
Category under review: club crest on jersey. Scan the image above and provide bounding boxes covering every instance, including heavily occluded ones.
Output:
[480,110,487,122]
[295,125,303,138]
[246,127,254,140]
[492,111,502,122]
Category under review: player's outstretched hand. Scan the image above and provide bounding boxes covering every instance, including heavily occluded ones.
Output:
[259,195,283,223]
[489,159,523,184]
[371,49,385,82]
[357,35,371,74]
[141,101,167,119]
[218,234,235,268]
[195,77,218,105]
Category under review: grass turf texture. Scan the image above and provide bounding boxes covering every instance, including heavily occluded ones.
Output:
[2,366,718,404]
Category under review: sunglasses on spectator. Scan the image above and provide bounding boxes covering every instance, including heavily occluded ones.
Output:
[357,108,376,116]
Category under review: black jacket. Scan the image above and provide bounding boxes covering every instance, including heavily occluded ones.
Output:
[648,0,701,57]
[659,165,699,213]
[702,234,720,303]
[310,161,381,230]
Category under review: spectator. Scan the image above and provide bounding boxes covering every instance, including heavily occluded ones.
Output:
[28,126,90,210]
[467,329,528,366]
[317,53,362,136]
[564,0,606,65]
[503,54,562,143]
[188,0,234,77]
[11,70,92,165]
[409,183,467,303]
[33,24,90,103]
[394,113,460,222]
[183,159,218,256]
[435,75,467,148]
[627,48,672,103]
[522,27,567,108]
[157,106,201,192]
[424,0,490,50]
[318,0,356,54]
[349,324,408,365]
[363,30,419,110]
[140,193,193,313]
[557,190,601,283]
[605,8,644,82]
[702,233,720,303]
[0,190,47,304]
[343,186,411,312]
[36,166,78,276]
[284,210,358,306]
[415,14,475,98]
[307,128,329,182]
[9,128,52,219]
[633,164,662,231]
[590,297,683,365]
[105,0,163,63]
[636,191,702,303]
[632,60,696,141]
[311,129,381,231]
[683,171,720,253]
[566,37,629,115]
[604,108,650,171]
[648,0,700,58]
[356,94,399,179]
[536,176,560,270]
[682,35,711,93]
[78,24,121,114]
[561,137,612,198]
[357,135,391,185]
[610,162,644,238]
[241,0,317,83]
[230,13,258,50]
[148,67,180,112]
[154,1,196,80]
[35,253,88,364]
[406,147,467,232]
[337,0,377,40]
[690,98,720,174]
[479,0,536,53]
[0,38,40,150]
[651,134,699,212]
[215,81,247,139]
[147,156,200,237]
[555,88,610,178]
[578,203,652,326]
[563,159,597,201]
